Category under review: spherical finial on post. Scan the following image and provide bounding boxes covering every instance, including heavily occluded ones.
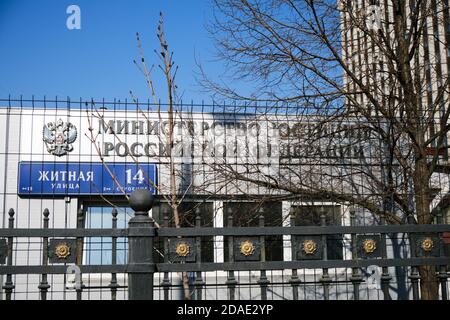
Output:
[42,208,50,229]
[195,206,202,227]
[77,208,85,229]
[129,189,154,214]
[227,215,233,227]
[349,205,356,226]
[290,212,296,227]
[127,189,156,300]
[8,208,15,228]
[435,205,443,224]
[259,213,265,227]
[163,215,169,227]
[349,205,355,216]
[319,207,327,226]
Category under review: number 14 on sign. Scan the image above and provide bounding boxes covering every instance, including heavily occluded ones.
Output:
[126,169,145,185]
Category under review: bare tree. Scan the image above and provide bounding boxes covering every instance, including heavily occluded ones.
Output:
[85,12,205,300]
[201,0,450,299]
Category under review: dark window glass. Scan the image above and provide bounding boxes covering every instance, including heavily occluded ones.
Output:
[223,202,283,261]
[152,201,214,263]
[291,205,343,260]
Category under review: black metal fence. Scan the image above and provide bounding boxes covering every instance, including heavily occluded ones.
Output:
[0,189,449,300]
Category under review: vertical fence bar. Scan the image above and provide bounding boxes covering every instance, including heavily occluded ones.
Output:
[407,214,420,300]
[320,210,331,300]
[38,209,50,300]
[350,209,362,300]
[438,264,448,300]
[161,215,171,300]
[380,217,392,300]
[75,208,84,300]
[2,209,15,300]
[436,211,448,300]
[257,214,269,300]
[409,267,420,300]
[128,189,155,300]
[109,208,119,300]
[225,215,237,300]
[194,212,205,300]
[289,213,300,300]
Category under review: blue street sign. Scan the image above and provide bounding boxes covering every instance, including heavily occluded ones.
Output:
[18,162,157,196]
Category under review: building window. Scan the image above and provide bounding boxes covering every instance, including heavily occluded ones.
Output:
[290,205,344,260]
[152,201,215,263]
[223,201,283,261]
[83,206,131,265]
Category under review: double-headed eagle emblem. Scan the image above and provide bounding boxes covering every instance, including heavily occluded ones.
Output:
[43,119,77,156]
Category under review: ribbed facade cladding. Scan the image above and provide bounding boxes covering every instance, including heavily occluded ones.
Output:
[341,0,450,118]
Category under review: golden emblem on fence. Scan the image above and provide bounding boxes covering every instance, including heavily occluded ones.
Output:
[421,238,434,252]
[303,240,317,255]
[54,243,71,259]
[363,239,377,253]
[175,241,190,257]
[239,240,255,256]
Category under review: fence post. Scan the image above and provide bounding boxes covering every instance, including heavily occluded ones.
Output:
[379,216,392,300]
[289,213,300,300]
[350,208,363,300]
[128,189,155,300]
[161,214,171,300]
[38,209,50,300]
[409,267,420,300]
[320,209,331,300]
[2,209,15,300]
[436,210,448,300]
[194,211,205,300]
[225,214,238,300]
[407,214,420,300]
[257,213,269,300]
[110,208,119,300]
[75,208,84,300]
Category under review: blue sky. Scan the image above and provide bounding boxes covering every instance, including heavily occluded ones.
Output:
[0,0,227,103]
